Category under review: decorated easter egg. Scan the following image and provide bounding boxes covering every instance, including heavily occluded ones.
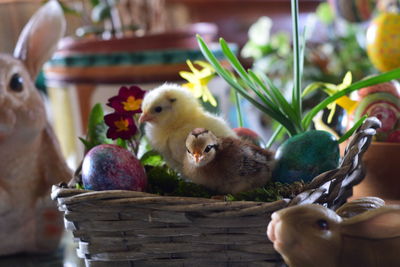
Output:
[233,127,266,148]
[366,12,400,72]
[356,80,400,100]
[272,130,339,184]
[377,0,400,12]
[353,92,400,141]
[82,144,147,191]
[329,0,375,22]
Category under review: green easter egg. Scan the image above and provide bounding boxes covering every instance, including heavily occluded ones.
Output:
[272,130,339,184]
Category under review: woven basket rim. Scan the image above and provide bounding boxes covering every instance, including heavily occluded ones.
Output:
[53,117,382,210]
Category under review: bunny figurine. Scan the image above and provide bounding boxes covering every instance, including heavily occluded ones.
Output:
[0,1,72,255]
[267,201,400,267]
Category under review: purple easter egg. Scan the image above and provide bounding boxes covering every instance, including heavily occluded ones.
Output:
[82,144,147,191]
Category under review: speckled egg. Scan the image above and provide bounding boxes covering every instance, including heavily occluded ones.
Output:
[366,12,400,72]
[272,130,340,184]
[82,144,147,191]
[329,0,375,22]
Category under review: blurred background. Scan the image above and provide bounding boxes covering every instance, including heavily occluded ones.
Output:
[0,0,327,167]
[1,0,399,266]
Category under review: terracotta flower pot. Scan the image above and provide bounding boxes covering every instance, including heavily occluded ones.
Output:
[352,142,400,201]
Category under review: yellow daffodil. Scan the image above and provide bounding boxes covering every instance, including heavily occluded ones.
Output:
[179,60,218,106]
[303,71,358,123]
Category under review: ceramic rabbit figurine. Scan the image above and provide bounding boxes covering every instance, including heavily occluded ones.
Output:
[267,200,400,267]
[0,1,71,255]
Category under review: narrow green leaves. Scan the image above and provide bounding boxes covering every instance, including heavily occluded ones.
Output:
[197,35,298,135]
[338,115,367,144]
[291,0,302,121]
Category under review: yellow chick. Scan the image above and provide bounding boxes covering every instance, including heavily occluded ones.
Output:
[183,128,275,194]
[139,83,236,171]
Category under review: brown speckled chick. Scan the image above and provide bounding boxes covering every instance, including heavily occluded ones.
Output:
[183,128,275,194]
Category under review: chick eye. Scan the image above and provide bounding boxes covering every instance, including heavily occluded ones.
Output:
[316,219,329,230]
[186,148,192,154]
[9,73,24,92]
[154,106,162,113]
[204,145,214,153]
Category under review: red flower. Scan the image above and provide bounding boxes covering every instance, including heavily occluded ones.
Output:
[107,85,146,114]
[104,113,137,140]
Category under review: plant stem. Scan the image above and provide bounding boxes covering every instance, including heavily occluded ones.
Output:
[266,124,284,148]
[291,0,302,121]
[234,91,244,127]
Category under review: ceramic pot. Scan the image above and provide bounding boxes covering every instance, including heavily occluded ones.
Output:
[45,23,220,84]
[352,142,400,201]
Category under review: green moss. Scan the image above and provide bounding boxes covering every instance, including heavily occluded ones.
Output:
[146,165,216,198]
[146,164,305,202]
[226,181,305,202]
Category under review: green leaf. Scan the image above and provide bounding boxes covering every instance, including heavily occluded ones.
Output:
[291,0,302,120]
[266,124,284,148]
[302,68,400,129]
[221,41,284,120]
[220,38,255,87]
[88,104,104,139]
[220,38,280,111]
[251,70,299,130]
[299,27,307,86]
[116,138,128,149]
[81,103,113,151]
[235,71,277,110]
[338,115,367,144]
[140,150,165,167]
[233,91,244,127]
[78,137,91,149]
[197,35,298,136]
[247,70,276,103]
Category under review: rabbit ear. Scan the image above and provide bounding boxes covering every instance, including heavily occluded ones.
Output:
[341,206,400,239]
[13,0,65,78]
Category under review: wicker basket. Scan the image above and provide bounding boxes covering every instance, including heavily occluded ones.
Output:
[52,117,380,267]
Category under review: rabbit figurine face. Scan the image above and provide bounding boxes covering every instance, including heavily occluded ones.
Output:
[268,204,343,267]
[0,1,72,256]
[0,55,46,143]
[267,202,400,267]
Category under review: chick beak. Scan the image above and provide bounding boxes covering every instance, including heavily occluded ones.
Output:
[193,152,202,163]
[139,112,154,124]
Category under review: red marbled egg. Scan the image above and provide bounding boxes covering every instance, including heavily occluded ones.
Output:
[82,144,147,191]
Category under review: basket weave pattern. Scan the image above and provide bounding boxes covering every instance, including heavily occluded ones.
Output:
[52,118,380,267]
